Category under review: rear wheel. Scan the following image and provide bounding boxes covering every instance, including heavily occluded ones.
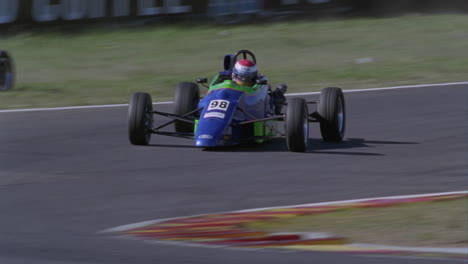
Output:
[128,92,153,145]
[174,82,200,133]
[286,98,309,152]
[0,50,14,91]
[318,87,346,142]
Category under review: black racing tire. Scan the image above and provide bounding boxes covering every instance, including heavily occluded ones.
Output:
[128,92,153,145]
[0,50,14,91]
[286,98,309,152]
[174,82,200,133]
[318,87,346,142]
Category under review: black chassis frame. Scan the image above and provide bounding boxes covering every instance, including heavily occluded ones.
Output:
[146,100,323,142]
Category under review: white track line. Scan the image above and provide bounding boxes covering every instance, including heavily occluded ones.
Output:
[103,190,468,233]
[287,81,468,96]
[349,243,468,254]
[234,190,468,213]
[0,102,173,113]
[1,81,467,114]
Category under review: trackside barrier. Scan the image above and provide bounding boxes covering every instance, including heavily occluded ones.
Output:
[1,0,467,29]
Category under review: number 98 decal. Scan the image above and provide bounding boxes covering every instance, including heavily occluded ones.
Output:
[208,100,230,111]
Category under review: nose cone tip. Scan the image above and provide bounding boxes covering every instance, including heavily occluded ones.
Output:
[195,138,217,147]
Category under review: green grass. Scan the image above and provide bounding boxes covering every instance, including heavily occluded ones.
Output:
[246,198,468,247]
[1,14,468,109]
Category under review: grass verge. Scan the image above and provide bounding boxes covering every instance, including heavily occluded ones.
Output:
[1,14,467,109]
[245,197,468,248]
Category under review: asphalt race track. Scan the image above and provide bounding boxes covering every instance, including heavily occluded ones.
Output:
[0,84,466,264]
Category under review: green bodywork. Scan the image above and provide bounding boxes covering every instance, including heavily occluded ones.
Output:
[208,76,262,95]
[194,119,199,135]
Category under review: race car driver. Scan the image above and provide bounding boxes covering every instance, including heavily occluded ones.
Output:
[232,59,287,115]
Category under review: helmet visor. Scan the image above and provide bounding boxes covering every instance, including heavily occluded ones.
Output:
[233,72,256,84]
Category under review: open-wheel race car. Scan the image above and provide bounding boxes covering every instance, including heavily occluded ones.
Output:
[128,50,345,152]
[0,50,14,91]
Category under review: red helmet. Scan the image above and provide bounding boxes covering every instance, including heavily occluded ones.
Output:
[232,59,258,86]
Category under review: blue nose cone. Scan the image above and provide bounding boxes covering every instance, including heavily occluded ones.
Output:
[195,115,229,148]
[195,137,217,147]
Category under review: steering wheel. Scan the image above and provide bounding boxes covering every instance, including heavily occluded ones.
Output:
[233,50,257,65]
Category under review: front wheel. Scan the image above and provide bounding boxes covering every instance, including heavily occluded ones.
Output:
[0,50,14,91]
[286,98,309,152]
[174,82,200,133]
[318,87,346,142]
[128,92,153,145]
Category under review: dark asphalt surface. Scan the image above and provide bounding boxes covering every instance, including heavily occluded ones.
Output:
[0,84,466,264]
